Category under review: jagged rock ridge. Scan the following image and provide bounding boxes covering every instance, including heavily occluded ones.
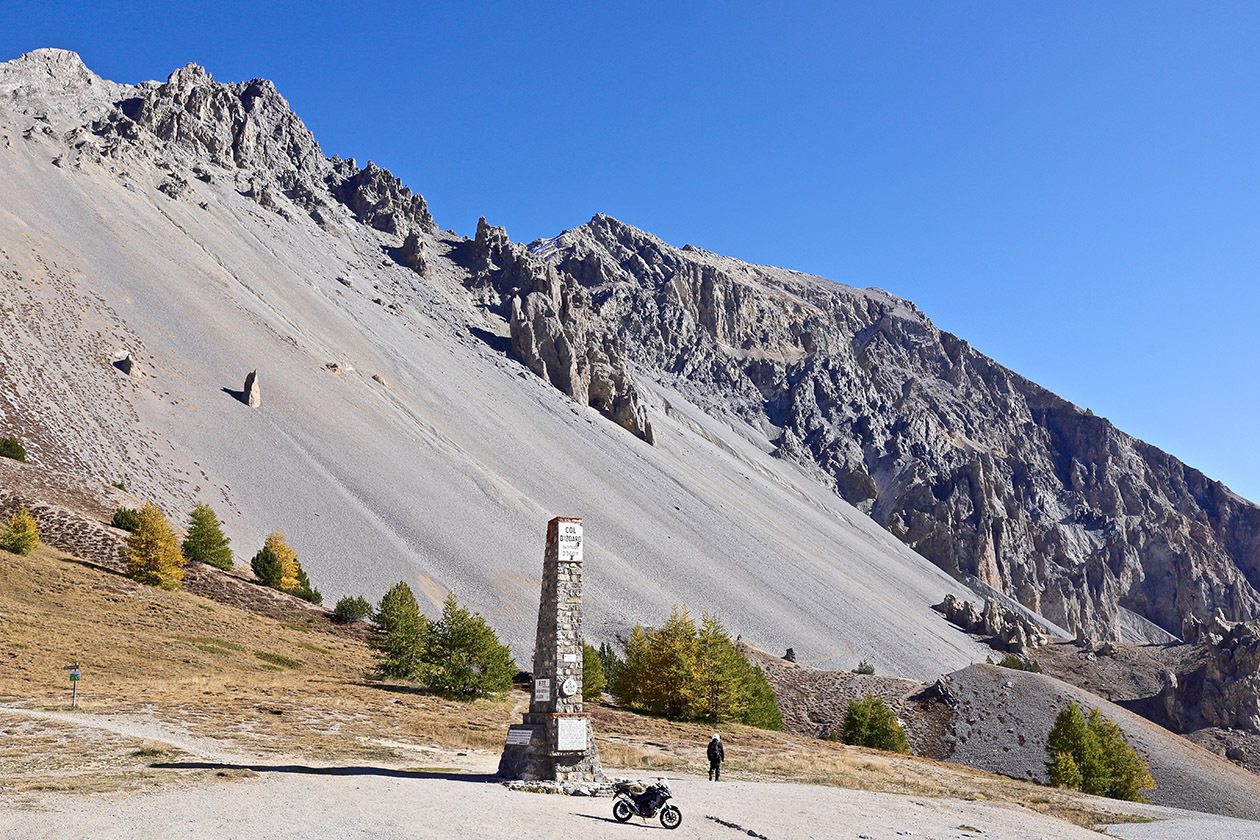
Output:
[527,215,1260,641]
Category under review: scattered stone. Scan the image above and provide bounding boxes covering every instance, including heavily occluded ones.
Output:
[157,175,188,199]
[706,814,769,838]
[502,779,613,796]
[242,369,261,408]
[398,231,428,276]
[783,647,797,662]
[112,354,134,376]
[371,373,390,389]
[935,594,1046,654]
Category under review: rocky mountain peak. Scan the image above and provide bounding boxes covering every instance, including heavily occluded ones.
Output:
[0,49,126,129]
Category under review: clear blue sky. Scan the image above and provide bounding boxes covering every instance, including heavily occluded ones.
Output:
[8,2,1260,501]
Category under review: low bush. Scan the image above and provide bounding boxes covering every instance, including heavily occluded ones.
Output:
[840,694,908,753]
[0,436,26,462]
[989,654,1043,673]
[333,595,372,624]
[852,660,875,675]
[112,507,141,532]
[0,506,40,555]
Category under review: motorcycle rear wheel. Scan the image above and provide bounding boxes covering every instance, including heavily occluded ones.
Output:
[612,799,634,823]
[660,804,682,829]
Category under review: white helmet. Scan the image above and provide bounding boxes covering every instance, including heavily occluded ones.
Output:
[712,733,720,740]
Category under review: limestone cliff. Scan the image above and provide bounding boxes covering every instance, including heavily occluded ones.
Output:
[528,215,1260,641]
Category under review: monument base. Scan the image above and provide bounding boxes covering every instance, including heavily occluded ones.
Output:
[497,717,605,782]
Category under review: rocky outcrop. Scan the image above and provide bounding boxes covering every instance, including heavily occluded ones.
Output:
[329,158,436,238]
[1159,613,1260,734]
[468,218,653,443]
[935,594,1047,654]
[528,214,1260,641]
[89,61,432,240]
[242,370,261,408]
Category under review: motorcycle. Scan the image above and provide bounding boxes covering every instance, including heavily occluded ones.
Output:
[612,778,682,829]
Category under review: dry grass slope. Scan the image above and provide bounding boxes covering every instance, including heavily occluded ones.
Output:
[0,543,1164,830]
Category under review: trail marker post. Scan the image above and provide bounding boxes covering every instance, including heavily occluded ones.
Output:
[63,661,80,708]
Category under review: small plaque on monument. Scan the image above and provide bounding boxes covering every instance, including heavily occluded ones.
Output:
[533,679,551,701]
[506,726,534,746]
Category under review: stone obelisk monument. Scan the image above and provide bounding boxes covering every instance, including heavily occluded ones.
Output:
[497,517,604,781]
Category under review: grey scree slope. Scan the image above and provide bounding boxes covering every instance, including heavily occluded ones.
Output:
[0,50,993,677]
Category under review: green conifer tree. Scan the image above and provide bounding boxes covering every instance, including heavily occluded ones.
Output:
[841,694,908,753]
[613,625,650,707]
[693,613,748,723]
[740,664,784,730]
[582,641,606,701]
[370,581,428,679]
[250,545,283,588]
[1045,701,1111,795]
[181,503,233,570]
[419,593,516,698]
[645,606,699,718]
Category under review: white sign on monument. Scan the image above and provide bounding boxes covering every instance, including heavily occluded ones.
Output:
[556,718,588,752]
[558,521,582,562]
[533,678,551,702]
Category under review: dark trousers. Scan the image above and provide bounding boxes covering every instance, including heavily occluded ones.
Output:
[709,761,721,781]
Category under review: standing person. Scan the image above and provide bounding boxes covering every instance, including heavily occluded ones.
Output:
[707,733,724,781]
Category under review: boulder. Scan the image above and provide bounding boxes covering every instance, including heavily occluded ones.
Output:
[242,370,261,408]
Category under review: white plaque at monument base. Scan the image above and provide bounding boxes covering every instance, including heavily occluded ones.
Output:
[556,718,588,752]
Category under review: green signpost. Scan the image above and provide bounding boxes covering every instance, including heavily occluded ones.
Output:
[62,661,81,708]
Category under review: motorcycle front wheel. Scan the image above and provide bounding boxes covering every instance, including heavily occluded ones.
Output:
[612,799,634,823]
[660,804,682,829]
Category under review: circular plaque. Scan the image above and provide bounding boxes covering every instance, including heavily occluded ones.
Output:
[561,676,578,697]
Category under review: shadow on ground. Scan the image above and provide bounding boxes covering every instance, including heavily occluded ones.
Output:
[151,762,497,782]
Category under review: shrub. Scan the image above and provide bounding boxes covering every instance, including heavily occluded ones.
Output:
[841,694,908,753]
[419,592,516,699]
[610,606,784,729]
[0,436,26,462]
[112,507,141,532]
[293,564,322,604]
[1045,701,1155,802]
[370,582,428,680]
[264,531,300,592]
[990,654,1043,673]
[250,546,283,588]
[0,506,40,555]
[742,664,785,730]
[124,502,185,590]
[597,641,623,694]
[852,660,875,675]
[582,641,606,701]
[333,595,372,624]
[111,480,127,492]
[181,503,233,570]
